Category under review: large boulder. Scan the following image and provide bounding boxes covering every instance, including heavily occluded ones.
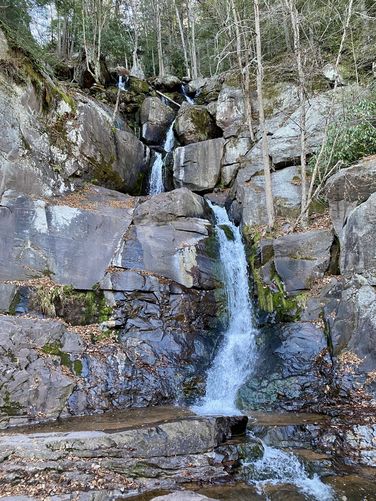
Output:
[188,76,223,104]
[273,230,334,293]
[234,165,303,226]
[112,189,220,289]
[323,277,376,371]
[268,89,346,166]
[66,95,150,193]
[140,96,175,145]
[133,187,208,224]
[173,138,224,192]
[0,186,135,289]
[152,74,182,92]
[174,104,221,145]
[326,156,376,238]
[340,192,376,284]
[216,87,245,132]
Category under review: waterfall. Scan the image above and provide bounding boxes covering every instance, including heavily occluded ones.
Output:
[148,118,176,195]
[164,120,175,153]
[118,75,126,91]
[244,442,334,500]
[192,202,258,416]
[148,152,164,195]
[181,84,195,105]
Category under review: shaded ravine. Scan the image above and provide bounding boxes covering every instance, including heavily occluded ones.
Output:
[192,202,258,416]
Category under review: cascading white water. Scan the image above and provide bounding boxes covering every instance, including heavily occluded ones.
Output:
[148,152,164,195]
[192,202,258,416]
[181,84,195,104]
[245,443,334,500]
[148,119,175,195]
[118,75,126,90]
[164,120,175,153]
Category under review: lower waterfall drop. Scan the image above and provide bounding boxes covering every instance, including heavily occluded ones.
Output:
[148,152,164,195]
[193,202,258,416]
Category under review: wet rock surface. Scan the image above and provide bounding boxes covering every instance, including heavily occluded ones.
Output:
[237,323,329,412]
[0,414,247,499]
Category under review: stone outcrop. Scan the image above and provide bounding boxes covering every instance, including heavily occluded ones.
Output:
[232,165,303,226]
[0,415,247,498]
[273,230,334,293]
[140,96,175,145]
[0,36,150,198]
[0,186,135,289]
[174,104,221,145]
[340,192,376,283]
[66,95,150,193]
[238,322,329,411]
[326,156,376,238]
[173,139,224,192]
[215,86,245,133]
[0,54,67,197]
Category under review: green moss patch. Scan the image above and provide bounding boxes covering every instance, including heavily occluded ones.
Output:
[42,341,82,376]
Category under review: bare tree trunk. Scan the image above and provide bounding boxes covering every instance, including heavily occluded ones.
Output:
[173,0,191,78]
[156,0,165,76]
[285,0,307,224]
[295,0,355,226]
[188,0,198,79]
[254,0,275,228]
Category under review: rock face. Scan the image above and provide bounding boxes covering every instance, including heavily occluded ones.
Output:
[234,165,303,226]
[173,139,224,192]
[268,90,342,166]
[0,415,247,497]
[221,136,252,186]
[323,277,376,372]
[174,104,221,145]
[273,230,334,293]
[340,193,376,283]
[326,157,376,238]
[0,187,224,425]
[140,96,175,145]
[216,87,245,132]
[238,322,329,411]
[113,189,219,289]
[0,186,135,289]
[0,38,150,198]
[66,95,150,193]
[0,63,66,197]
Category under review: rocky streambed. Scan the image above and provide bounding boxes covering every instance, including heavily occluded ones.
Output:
[0,408,375,500]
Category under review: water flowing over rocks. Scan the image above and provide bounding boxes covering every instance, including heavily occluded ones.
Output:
[1,31,376,498]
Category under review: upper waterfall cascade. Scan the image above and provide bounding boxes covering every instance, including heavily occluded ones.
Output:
[181,84,195,104]
[193,202,258,415]
[148,119,176,195]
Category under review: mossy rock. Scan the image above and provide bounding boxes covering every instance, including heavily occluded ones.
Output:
[0,391,23,416]
[129,76,150,94]
[42,341,83,376]
[243,227,307,322]
[29,285,112,326]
